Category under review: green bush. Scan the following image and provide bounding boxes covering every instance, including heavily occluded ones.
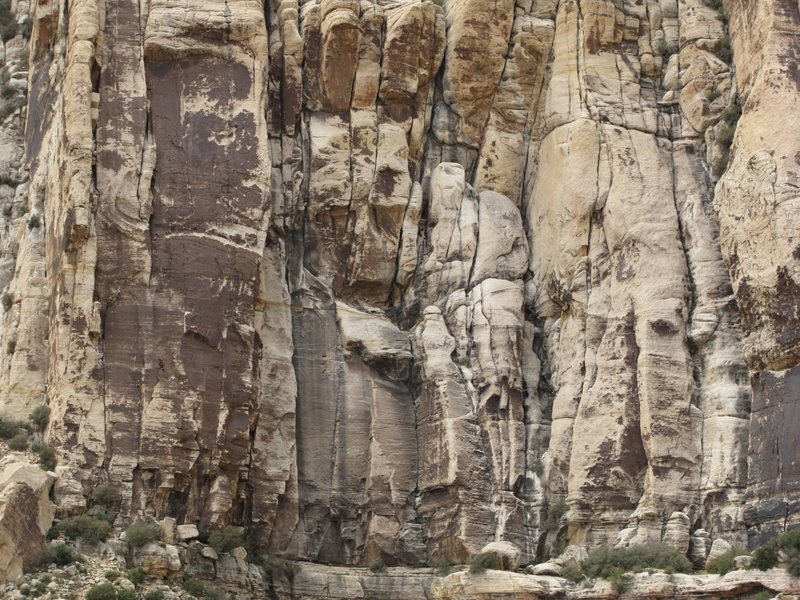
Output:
[117,590,137,600]
[543,499,568,530]
[182,577,206,597]
[706,547,746,574]
[39,543,80,566]
[203,586,225,600]
[7,432,28,450]
[35,444,56,470]
[0,0,17,41]
[29,405,50,431]
[28,213,41,229]
[105,570,121,581]
[208,525,246,553]
[752,527,800,572]
[125,522,161,548]
[1,292,12,311]
[85,583,118,600]
[260,554,297,584]
[717,36,733,63]
[368,560,386,573]
[468,552,503,574]
[87,505,113,523]
[434,558,456,577]
[0,415,25,439]
[57,515,112,543]
[6,338,15,354]
[1,82,15,100]
[126,567,146,586]
[609,566,633,594]
[561,563,585,583]
[94,483,121,508]
[580,543,692,579]
[144,592,165,600]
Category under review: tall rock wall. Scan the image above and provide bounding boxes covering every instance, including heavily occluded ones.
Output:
[0,0,798,572]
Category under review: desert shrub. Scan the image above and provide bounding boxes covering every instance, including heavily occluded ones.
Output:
[717,36,732,63]
[609,566,633,594]
[7,432,28,450]
[706,547,746,574]
[94,483,121,508]
[144,591,165,600]
[561,563,585,583]
[28,213,41,229]
[35,443,56,470]
[580,543,692,579]
[29,405,50,431]
[0,0,17,41]
[126,567,145,586]
[434,558,456,576]
[0,415,26,439]
[125,522,161,548]
[85,583,118,600]
[57,515,112,543]
[117,590,136,600]
[543,499,568,530]
[182,578,206,597]
[105,570,121,581]
[39,543,80,567]
[1,81,15,100]
[260,554,297,585]
[1,292,12,311]
[752,527,800,573]
[6,338,15,354]
[87,505,113,523]
[368,560,386,573]
[208,525,246,554]
[203,586,225,600]
[468,552,503,574]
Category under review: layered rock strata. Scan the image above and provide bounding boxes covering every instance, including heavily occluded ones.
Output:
[0,0,797,577]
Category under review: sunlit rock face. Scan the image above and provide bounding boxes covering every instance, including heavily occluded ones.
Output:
[0,0,798,576]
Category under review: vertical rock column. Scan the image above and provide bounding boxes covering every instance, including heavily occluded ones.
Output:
[714,0,800,544]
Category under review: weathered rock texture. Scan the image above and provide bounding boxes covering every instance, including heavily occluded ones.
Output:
[0,455,56,583]
[0,0,799,586]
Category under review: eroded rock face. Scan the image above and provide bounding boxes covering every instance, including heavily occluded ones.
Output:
[0,0,797,580]
[0,457,56,583]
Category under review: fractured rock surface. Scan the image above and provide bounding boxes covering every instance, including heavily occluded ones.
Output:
[0,0,798,580]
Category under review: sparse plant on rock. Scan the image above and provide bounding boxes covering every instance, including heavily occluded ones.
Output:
[0,414,26,439]
[85,583,118,600]
[33,443,56,470]
[543,499,568,531]
[126,567,145,586]
[7,432,28,450]
[125,522,161,548]
[94,483,121,508]
[29,405,50,431]
[752,527,800,574]
[578,543,691,580]
[39,544,80,567]
[468,551,503,574]
[706,546,746,574]
[57,514,112,543]
[208,525,246,554]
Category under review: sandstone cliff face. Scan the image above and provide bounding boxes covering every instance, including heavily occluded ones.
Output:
[0,0,798,577]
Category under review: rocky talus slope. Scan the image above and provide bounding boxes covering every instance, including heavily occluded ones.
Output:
[0,0,799,596]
